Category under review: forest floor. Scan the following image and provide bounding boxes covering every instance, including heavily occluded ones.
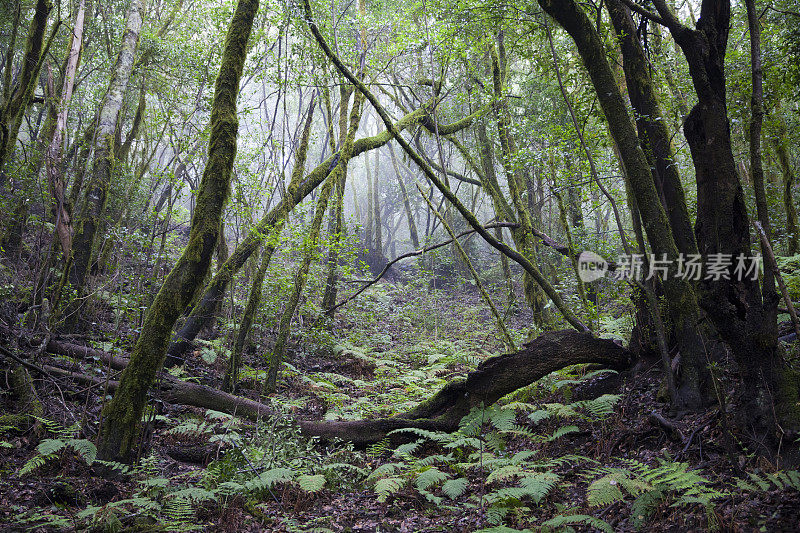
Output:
[1,252,800,532]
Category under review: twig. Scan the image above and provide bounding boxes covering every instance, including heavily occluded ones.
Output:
[649,410,684,441]
[754,221,800,338]
[324,222,519,314]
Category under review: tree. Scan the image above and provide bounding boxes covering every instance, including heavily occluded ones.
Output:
[97,0,260,462]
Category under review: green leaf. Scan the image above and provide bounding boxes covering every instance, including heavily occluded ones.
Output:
[442,477,468,499]
[297,474,326,493]
[375,476,404,502]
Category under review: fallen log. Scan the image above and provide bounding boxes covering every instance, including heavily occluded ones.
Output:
[298,330,631,445]
[43,330,631,446]
[39,364,275,421]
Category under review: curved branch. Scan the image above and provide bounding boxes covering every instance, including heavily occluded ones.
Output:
[325,222,520,315]
[303,0,589,333]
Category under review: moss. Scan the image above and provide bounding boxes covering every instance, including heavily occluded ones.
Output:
[97,0,260,464]
[775,366,800,433]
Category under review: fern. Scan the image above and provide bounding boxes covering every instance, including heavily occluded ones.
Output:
[736,470,800,492]
[441,477,468,499]
[374,476,404,502]
[170,487,216,503]
[19,438,97,475]
[586,459,725,530]
[587,469,651,506]
[519,472,560,503]
[297,474,326,493]
[541,513,613,533]
[245,467,296,492]
[546,425,579,441]
[415,466,449,491]
[161,496,197,531]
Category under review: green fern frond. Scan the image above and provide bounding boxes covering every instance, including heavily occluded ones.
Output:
[297,474,326,493]
[65,438,97,464]
[393,440,422,458]
[35,438,65,456]
[245,467,296,492]
[519,472,560,503]
[170,487,216,502]
[546,425,579,441]
[630,487,665,529]
[541,513,613,533]
[441,477,468,499]
[19,453,55,476]
[374,476,404,502]
[367,462,402,481]
[415,466,449,491]
[587,474,626,506]
[389,427,451,443]
[486,464,524,484]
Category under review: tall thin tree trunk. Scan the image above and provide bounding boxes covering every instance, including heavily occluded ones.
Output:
[227,100,316,392]
[0,0,53,184]
[97,0,259,463]
[266,90,364,394]
[69,0,146,295]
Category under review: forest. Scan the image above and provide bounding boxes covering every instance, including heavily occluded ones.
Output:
[1,0,800,530]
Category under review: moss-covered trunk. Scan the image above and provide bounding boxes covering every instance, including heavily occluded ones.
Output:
[490,43,550,327]
[0,0,52,183]
[299,330,630,445]
[321,86,354,313]
[538,0,707,408]
[773,119,799,255]
[96,0,259,463]
[606,0,697,258]
[653,0,794,437]
[68,0,146,295]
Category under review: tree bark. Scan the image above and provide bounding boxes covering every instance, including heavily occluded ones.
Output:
[651,0,797,438]
[45,0,86,260]
[69,0,146,294]
[606,0,697,257]
[298,330,630,445]
[97,0,260,463]
[537,0,707,408]
[0,0,53,183]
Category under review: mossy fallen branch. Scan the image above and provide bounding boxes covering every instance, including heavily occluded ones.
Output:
[298,330,631,445]
[43,331,630,446]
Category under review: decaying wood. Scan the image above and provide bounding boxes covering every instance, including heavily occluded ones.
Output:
[299,330,631,445]
[41,330,630,446]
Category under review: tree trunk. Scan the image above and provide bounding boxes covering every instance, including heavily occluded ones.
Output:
[299,330,630,445]
[0,0,53,183]
[321,86,354,313]
[652,0,797,438]
[267,91,364,393]
[606,0,697,257]
[773,131,799,255]
[69,0,146,294]
[538,0,707,409]
[388,142,419,249]
[97,0,260,463]
[45,0,86,260]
